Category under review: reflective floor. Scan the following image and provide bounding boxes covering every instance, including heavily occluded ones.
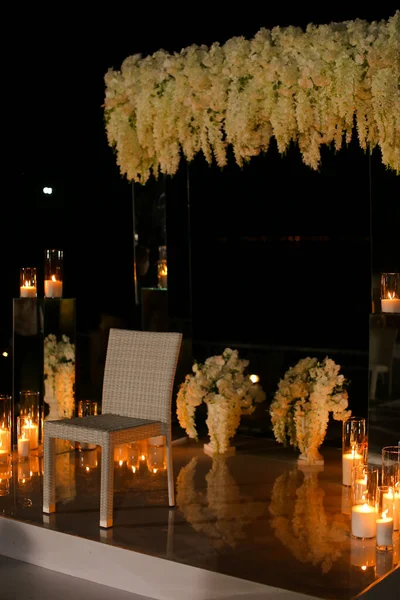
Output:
[0,438,398,600]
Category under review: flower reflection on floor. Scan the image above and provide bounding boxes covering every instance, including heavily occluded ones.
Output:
[269,467,347,574]
[177,456,266,549]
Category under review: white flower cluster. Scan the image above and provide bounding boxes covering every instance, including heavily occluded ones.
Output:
[44,334,76,419]
[177,348,265,453]
[270,357,351,459]
[104,12,399,183]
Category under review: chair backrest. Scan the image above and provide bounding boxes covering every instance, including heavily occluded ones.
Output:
[369,328,398,367]
[102,329,182,424]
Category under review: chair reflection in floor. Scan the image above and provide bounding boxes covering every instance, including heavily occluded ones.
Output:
[43,329,182,528]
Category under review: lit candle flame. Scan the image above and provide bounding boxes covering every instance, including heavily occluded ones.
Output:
[85,466,90,472]
[249,374,259,384]
[119,460,123,467]
[29,471,33,477]
[361,565,367,571]
[131,466,136,473]
[382,509,388,519]
[51,275,56,282]
[141,454,145,461]
[153,468,157,474]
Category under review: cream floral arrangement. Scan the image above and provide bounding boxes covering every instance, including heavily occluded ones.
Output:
[269,357,350,462]
[44,334,76,419]
[104,12,399,183]
[177,348,265,453]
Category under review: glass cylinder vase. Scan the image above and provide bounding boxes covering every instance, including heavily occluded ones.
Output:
[342,417,367,486]
[382,446,400,531]
[351,466,378,539]
[0,395,12,459]
[381,273,400,313]
[44,249,63,298]
[18,391,40,450]
[376,485,394,551]
[157,245,168,289]
[20,267,37,298]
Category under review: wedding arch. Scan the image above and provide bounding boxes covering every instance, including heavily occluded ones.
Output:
[104,12,399,183]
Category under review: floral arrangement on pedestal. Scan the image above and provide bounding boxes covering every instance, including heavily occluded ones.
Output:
[104,12,399,183]
[269,357,350,464]
[44,334,76,420]
[177,349,265,455]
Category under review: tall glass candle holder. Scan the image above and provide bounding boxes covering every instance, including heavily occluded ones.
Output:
[376,485,394,551]
[18,391,40,450]
[0,395,11,459]
[381,273,400,313]
[351,466,378,539]
[76,400,98,451]
[382,446,400,488]
[157,245,167,289]
[20,267,37,298]
[342,417,367,486]
[44,249,63,298]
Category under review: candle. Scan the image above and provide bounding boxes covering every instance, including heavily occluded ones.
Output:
[18,436,30,459]
[20,281,37,298]
[0,428,10,453]
[383,489,400,530]
[381,294,400,314]
[342,449,363,486]
[376,511,394,549]
[23,419,39,449]
[352,504,377,539]
[0,450,9,464]
[44,275,63,298]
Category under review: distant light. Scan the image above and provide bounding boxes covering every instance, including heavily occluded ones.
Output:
[249,374,259,384]
[43,187,53,195]
[361,565,367,571]
[2,352,8,358]
[85,466,90,472]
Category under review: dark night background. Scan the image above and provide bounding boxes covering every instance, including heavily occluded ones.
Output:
[1,5,399,421]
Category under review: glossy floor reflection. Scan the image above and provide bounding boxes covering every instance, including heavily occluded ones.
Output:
[0,438,398,600]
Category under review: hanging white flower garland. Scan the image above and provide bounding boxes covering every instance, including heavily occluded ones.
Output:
[104,12,399,183]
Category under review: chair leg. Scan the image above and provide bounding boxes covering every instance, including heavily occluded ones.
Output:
[166,434,175,507]
[43,435,56,514]
[100,440,114,528]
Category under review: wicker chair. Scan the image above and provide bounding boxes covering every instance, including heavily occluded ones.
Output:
[43,329,182,528]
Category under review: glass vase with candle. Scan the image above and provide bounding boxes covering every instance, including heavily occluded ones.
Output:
[376,485,394,551]
[76,400,98,450]
[19,391,40,450]
[381,273,400,313]
[342,417,367,486]
[351,466,378,539]
[0,395,11,459]
[382,446,400,488]
[20,267,37,298]
[157,245,168,289]
[44,249,63,298]
[17,417,30,460]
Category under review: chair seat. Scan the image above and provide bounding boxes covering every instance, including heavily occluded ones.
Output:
[370,363,389,374]
[45,414,164,445]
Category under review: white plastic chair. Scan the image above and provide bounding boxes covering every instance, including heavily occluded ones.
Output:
[43,329,182,528]
[369,328,398,401]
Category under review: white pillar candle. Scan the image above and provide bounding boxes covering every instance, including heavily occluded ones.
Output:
[376,513,394,548]
[381,298,400,313]
[0,429,10,453]
[352,504,377,539]
[342,450,363,486]
[23,422,39,449]
[383,490,400,530]
[44,277,63,298]
[18,437,30,459]
[20,285,37,298]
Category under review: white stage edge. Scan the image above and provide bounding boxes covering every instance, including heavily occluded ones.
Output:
[0,516,318,600]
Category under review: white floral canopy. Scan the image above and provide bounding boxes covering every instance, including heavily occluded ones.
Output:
[104,12,399,183]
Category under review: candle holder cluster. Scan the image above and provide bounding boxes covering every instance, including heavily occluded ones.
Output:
[16,391,41,461]
[346,437,399,556]
[20,249,63,299]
